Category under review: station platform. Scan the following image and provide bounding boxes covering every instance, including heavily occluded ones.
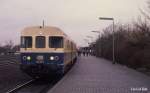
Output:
[48,56,150,93]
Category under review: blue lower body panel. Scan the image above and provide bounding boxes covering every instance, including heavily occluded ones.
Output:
[20,52,65,77]
[20,63,64,77]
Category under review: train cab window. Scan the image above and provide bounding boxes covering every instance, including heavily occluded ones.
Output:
[36,36,45,48]
[49,36,63,48]
[21,36,32,48]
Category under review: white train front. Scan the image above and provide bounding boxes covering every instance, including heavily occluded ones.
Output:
[20,26,77,78]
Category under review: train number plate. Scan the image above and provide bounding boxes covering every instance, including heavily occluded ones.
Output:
[36,61,44,63]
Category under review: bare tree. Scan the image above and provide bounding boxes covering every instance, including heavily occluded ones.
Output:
[93,18,150,70]
[140,0,150,20]
[3,40,14,54]
[12,45,20,52]
[4,40,14,50]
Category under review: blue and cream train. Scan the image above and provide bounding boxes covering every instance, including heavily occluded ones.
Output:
[20,26,77,77]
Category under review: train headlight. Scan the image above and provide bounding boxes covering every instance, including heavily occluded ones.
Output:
[23,56,27,60]
[27,56,31,61]
[55,56,59,61]
[50,56,54,60]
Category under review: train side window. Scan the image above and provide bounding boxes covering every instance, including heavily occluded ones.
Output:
[67,40,69,48]
[21,36,32,48]
[36,36,45,48]
[49,36,63,48]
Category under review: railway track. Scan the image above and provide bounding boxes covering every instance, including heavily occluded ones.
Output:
[0,55,20,66]
[0,55,19,59]
[5,77,61,93]
[0,55,62,93]
[0,60,20,66]
[6,79,35,93]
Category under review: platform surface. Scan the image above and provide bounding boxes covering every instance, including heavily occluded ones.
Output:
[48,56,150,93]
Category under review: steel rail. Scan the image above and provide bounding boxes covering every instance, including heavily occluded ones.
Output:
[6,79,35,93]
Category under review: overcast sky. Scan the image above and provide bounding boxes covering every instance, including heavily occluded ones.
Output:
[0,0,147,47]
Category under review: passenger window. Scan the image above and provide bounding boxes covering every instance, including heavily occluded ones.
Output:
[36,36,45,48]
[49,36,63,48]
[21,36,32,48]
[67,40,70,48]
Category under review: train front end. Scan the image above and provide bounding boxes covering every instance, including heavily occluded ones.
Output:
[20,26,65,78]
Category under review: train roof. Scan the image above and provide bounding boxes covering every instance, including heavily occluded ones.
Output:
[21,26,76,45]
[21,26,67,37]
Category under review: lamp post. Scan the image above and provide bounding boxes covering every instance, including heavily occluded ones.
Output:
[91,31,101,56]
[84,39,89,46]
[86,36,94,56]
[99,17,115,64]
[91,31,101,38]
[86,36,94,43]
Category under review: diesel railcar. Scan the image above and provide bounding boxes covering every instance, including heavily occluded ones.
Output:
[20,26,77,78]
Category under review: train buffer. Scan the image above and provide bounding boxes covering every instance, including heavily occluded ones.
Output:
[47,56,150,93]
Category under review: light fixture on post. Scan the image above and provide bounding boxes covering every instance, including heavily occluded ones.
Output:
[99,17,115,64]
